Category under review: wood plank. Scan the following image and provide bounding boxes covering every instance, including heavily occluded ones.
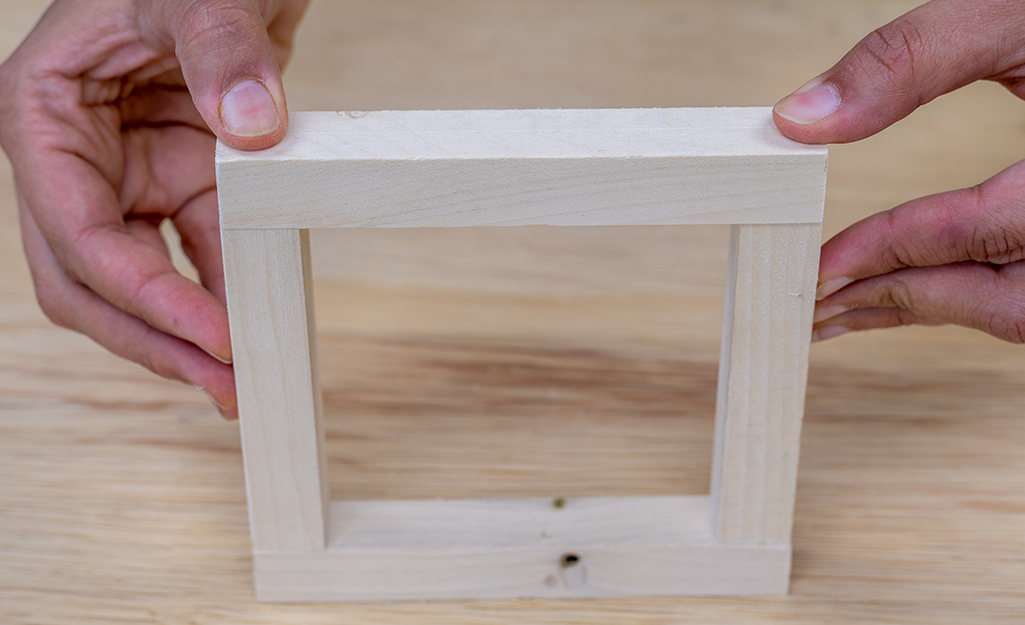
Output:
[216,108,827,229]
[253,496,789,601]
[222,229,329,551]
[711,223,822,544]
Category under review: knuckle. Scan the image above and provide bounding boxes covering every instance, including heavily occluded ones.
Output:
[136,331,165,375]
[966,221,1025,266]
[33,283,72,330]
[979,230,1023,264]
[986,295,1025,345]
[856,17,925,91]
[135,325,188,383]
[878,276,916,312]
[878,209,919,272]
[179,0,263,50]
[975,268,1025,343]
[942,184,1025,266]
[986,314,1025,344]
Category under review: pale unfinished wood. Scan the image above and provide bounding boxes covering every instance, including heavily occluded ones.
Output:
[215,107,826,601]
[222,229,329,551]
[711,223,822,543]
[254,497,788,601]
[216,109,826,229]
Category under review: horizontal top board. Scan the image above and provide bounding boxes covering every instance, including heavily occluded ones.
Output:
[217,108,826,162]
[216,108,827,229]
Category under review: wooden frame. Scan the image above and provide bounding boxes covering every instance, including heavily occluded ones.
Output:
[216,108,827,601]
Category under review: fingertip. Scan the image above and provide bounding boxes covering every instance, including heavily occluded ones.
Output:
[188,300,232,364]
[199,303,232,365]
[221,80,279,136]
[217,79,288,151]
[811,325,850,343]
[813,303,850,325]
[774,80,841,127]
[203,346,232,365]
[773,77,848,145]
[195,383,238,420]
[816,276,854,301]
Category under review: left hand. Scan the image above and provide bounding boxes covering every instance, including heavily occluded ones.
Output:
[0,0,309,418]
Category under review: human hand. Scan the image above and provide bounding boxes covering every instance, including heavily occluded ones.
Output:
[773,0,1025,344]
[0,0,309,417]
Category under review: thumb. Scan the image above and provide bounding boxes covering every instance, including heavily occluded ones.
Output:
[172,1,288,151]
[773,0,1025,144]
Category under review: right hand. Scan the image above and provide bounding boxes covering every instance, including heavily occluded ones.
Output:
[0,0,309,417]
[773,0,1025,344]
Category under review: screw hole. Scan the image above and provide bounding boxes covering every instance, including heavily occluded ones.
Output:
[552,497,566,509]
[560,553,580,568]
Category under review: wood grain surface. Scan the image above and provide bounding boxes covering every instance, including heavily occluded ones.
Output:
[216,108,827,228]
[1,0,1024,622]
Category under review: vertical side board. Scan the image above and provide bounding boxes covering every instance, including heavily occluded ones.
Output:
[222,228,329,552]
[711,223,822,544]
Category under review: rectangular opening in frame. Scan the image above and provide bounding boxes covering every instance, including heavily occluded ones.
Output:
[310,224,729,502]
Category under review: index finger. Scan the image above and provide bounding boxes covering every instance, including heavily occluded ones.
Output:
[817,159,1025,299]
[13,129,232,363]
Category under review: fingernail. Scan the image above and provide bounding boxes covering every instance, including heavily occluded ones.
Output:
[775,81,841,125]
[813,304,849,324]
[816,276,853,301]
[195,385,237,420]
[203,347,233,365]
[195,385,228,409]
[812,325,849,343]
[220,80,280,137]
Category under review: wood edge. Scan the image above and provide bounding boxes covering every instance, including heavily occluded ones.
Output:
[250,495,790,601]
[252,542,790,601]
[214,108,829,165]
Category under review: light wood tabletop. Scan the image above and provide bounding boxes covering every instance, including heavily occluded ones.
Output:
[1,0,1023,622]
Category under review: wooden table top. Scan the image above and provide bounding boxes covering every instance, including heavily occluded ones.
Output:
[1,0,1023,622]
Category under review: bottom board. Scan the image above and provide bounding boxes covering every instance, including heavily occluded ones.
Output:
[253,496,790,601]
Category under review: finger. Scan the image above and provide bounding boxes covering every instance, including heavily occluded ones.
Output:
[165,0,291,150]
[812,307,936,342]
[19,138,233,364]
[773,0,1025,144]
[19,202,238,414]
[124,216,172,259]
[172,188,227,304]
[120,123,227,304]
[120,75,208,130]
[817,160,1025,298]
[121,123,218,214]
[815,261,1025,343]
